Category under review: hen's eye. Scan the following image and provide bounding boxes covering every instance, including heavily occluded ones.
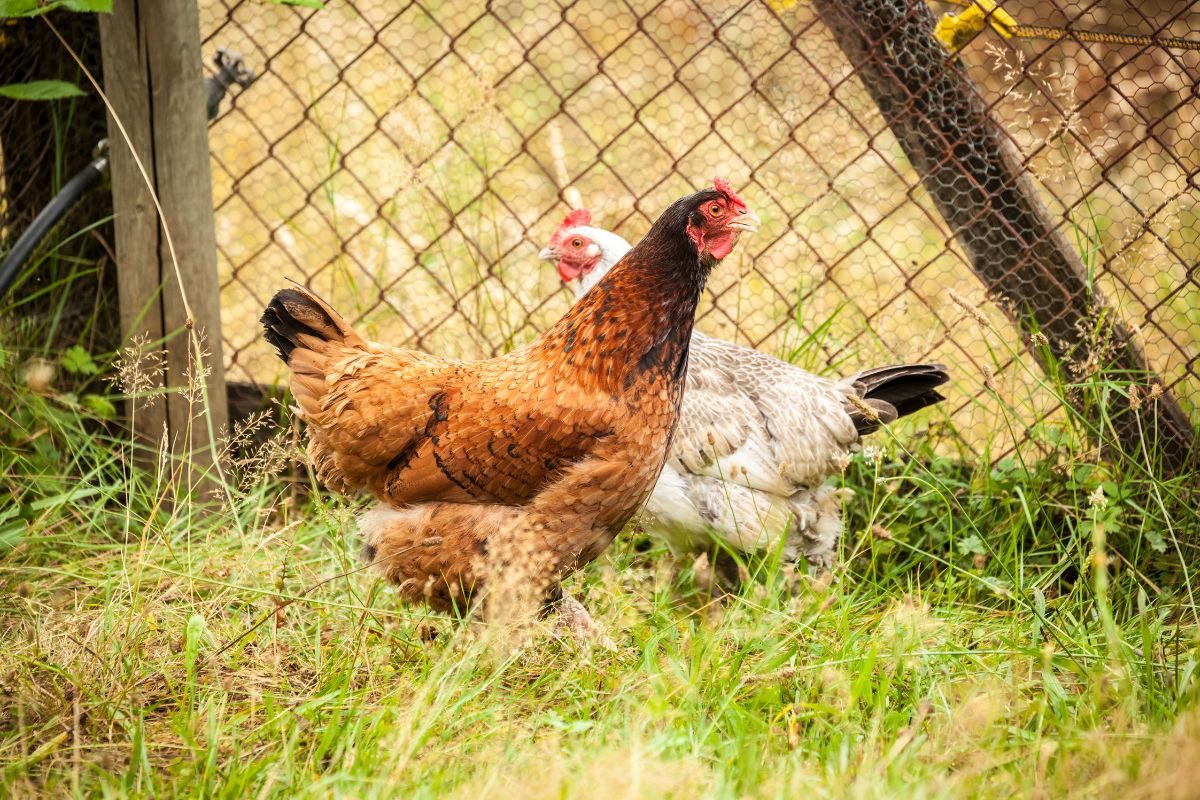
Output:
[709,204,722,216]
[572,238,583,248]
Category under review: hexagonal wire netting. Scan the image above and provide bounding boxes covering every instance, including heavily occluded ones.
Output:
[199,0,1200,458]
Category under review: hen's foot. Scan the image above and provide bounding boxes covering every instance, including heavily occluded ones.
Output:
[553,592,616,651]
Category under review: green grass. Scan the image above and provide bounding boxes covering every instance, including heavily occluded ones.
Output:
[1,322,1198,799]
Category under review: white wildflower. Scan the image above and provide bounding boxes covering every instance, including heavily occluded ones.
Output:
[860,445,885,467]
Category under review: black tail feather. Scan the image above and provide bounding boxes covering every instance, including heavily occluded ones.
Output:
[847,363,949,435]
[260,287,343,364]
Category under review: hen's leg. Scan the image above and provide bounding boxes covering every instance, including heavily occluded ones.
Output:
[693,550,747,600]
[542,588,615,650]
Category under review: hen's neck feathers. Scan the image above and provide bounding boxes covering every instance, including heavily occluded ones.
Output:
[537,191,723,392]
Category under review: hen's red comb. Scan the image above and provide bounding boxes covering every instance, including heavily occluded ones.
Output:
[557,208,592,231]
[713,176,746,209]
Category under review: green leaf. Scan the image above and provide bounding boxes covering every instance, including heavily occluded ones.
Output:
[956,533,986,556]
[0,0,40,17]
[61,345,99,376]
[981,576,1013,596]
[61,0,112,10]
[1145,528,1167,554]
[0,506,23,555]
[0,79,85,101]
[82,393,116,418]
[0,0,110,13]
[542,711,595,733]
[185,613,208,684]
[271,0,324,7]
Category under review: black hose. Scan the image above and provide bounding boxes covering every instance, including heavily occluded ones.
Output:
[0,155,108,299]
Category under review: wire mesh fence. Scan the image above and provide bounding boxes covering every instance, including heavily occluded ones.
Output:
[198,0,1200,458]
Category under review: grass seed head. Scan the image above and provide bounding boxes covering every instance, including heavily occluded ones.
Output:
[847,392,879,422]
[948,289,989,328]
[112,333,166,398]
[20,358,56,394]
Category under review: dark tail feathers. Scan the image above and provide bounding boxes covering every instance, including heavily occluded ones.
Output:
[845,363,949,435]
[260,286,355,364]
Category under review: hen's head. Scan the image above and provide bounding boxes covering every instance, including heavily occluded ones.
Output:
[681,177,759,261]
[538,209,633,299]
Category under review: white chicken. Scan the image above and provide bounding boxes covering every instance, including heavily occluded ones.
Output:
[539,209,949,580]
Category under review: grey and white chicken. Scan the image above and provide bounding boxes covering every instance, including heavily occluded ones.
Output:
[539,208,949,578]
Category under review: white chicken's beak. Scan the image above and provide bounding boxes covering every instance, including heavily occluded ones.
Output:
[728,209,761,234]
[538,246,558,261]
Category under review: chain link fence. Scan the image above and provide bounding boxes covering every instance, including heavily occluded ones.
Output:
[198,0,1200,457]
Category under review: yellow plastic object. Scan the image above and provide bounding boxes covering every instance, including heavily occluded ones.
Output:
[934,0,1018,52]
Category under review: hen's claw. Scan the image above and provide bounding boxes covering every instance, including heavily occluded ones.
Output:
[554,593,616,651]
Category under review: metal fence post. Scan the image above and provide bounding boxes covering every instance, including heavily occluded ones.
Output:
[813,0,1196,472]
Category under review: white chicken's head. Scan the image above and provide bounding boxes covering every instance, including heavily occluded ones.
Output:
[538,208,633,300]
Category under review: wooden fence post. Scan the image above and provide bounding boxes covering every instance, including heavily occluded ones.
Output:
[98,0,227,480]
[812,0,1196,473]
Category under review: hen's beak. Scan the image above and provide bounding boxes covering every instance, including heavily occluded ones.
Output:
[728,209,761,234]
[538,246,558,261]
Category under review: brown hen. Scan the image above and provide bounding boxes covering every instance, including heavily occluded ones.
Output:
[261,179,760,624]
